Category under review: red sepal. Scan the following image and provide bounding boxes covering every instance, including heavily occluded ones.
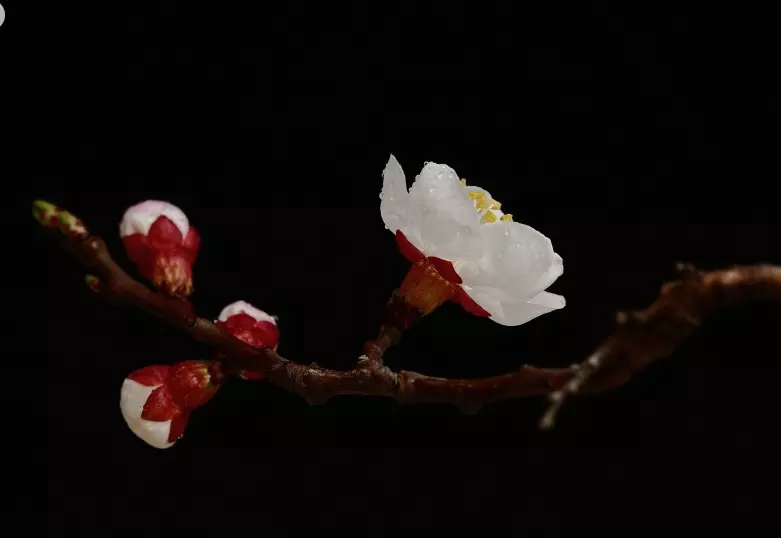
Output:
[147,216,183,249]
[394,230,426,263]
[167,361,218,409]
[127,365,170,387]
[429,257,463,284]
[452,288,491,317]
[141,385,179,421]
[168,411,191,443]
[217,314,280,349]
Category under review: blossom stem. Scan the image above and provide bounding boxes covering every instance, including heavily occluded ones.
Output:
[398,259,458,315]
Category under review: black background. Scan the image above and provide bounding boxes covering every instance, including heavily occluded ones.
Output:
[7,1,781,535]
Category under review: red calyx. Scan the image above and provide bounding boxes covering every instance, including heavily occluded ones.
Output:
[395,230,491,318]
[128,361,215,444]
[122,216,200,297]
[216,313,280,349]
[128,365,170,386]
[216,313,280,380]
[140,385,191,443]
[167,360,219,409]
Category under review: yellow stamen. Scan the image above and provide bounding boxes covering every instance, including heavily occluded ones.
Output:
[481,211,497,224]
[460,178,467,185]
[464,184,512,224]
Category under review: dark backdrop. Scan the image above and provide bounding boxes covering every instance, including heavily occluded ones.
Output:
[8,1,780,535]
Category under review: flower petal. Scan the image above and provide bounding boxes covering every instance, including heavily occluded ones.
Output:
[380,155,411,233]
[467,221,563,302]
[489,291,565,327]
[407,162,483,261]
[120,200,189,238]
[218,300,276,325]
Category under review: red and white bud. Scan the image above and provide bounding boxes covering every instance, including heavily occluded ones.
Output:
[119,361,221,449]
[215,300,279,380]
[119,200,200,297]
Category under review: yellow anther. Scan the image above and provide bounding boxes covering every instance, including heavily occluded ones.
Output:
[468,190,489,211]
[460,178,467,185]
[490,200,501,210]
[500,214,513,222]
[481,211,497,224]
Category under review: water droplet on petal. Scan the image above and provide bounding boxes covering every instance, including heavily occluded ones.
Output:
[379,192,383,200]
[384,225,389,230]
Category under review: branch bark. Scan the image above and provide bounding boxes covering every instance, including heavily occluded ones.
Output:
[37,206,574,415]
[539,263,781,429]
[34,202,781,423]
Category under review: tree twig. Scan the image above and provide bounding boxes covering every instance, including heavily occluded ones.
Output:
[33,201,781,422]
[34,202,574,414]
[539,263,781,429]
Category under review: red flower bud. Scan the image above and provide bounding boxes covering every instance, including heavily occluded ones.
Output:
[215,300,279,380]
[119,361,220,448]
[119,201,200,297]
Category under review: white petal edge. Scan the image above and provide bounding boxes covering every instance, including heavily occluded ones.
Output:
[464,220,563,303]
[380,154,411,234]
[119,379,174,449]
[490,291,566,327]
[218,300,277,325]
[119,200,190,238]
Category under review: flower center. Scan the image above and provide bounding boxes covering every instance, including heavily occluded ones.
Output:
[461,179,513,224]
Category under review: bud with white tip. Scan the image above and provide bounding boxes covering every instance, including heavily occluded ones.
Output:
[119,200,200,297]
[215,300,279,380]
[119,361,221,449]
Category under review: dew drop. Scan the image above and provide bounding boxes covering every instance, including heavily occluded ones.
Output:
[379,192,383,200]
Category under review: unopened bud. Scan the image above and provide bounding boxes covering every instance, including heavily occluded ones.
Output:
[215,300,279,380]
[119,361,221,449]
[119,200,200,297]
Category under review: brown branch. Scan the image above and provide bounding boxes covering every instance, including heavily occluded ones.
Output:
[34,201,781,422]
[539,263,781,429]
[34,202,574,414]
